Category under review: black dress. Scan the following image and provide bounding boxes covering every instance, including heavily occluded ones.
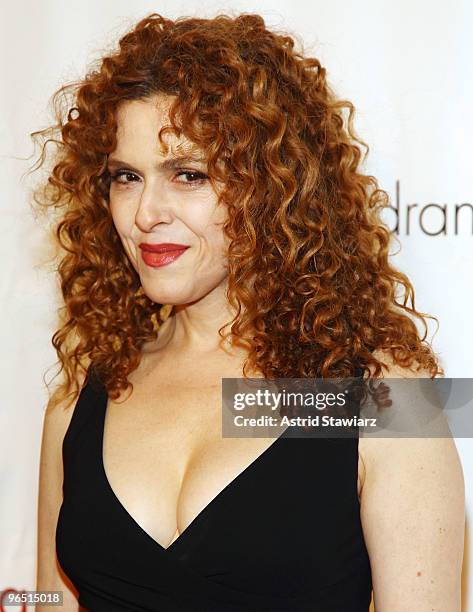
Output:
[56,368,373,611]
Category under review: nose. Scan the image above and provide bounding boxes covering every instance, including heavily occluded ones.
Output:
[134,178,173,232]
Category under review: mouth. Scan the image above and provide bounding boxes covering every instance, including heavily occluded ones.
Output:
[138,243,190,268]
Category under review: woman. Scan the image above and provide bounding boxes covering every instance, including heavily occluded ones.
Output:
[35,12,465,612]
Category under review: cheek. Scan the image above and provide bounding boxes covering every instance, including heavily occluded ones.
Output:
[109,202,139,269]
[110,201,134,237]
[212,208,230,251]
[204,217,229,265]
[194,212,227,252]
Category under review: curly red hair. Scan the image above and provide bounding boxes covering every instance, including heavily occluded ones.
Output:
[31,12,442,407]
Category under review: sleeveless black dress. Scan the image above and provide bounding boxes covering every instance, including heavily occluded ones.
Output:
[56,368,373,611]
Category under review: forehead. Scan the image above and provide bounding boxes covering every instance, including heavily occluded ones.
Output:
[114,94,200,157]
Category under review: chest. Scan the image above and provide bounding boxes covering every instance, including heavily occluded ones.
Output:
[103,375,365,554]
[103,376,289,550]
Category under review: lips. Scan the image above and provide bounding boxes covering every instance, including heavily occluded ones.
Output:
[138,243,190,268]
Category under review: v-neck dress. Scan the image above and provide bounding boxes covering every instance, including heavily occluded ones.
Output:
[56,368,373,611]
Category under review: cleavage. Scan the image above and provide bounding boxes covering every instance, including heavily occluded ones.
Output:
[101,384,282,550]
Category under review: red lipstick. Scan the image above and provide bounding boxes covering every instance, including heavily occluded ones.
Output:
[138,242,190,268]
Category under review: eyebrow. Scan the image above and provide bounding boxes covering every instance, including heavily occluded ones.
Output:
[107,154,208,173]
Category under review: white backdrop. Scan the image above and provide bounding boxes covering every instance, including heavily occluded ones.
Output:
[1,0,471,609]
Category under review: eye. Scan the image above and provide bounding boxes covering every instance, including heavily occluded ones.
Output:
[174,170,208,186]
[109,170,140,185]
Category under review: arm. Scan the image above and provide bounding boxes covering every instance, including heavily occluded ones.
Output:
[360,436,465,611]
[359,354,465,611]
[36,378,85,611]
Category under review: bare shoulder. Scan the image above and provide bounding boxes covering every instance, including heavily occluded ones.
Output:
[358,346,464,492]
[40,377,82,467]
[358,347,463,487]
[42,369,87,437]
[358,347,437,488]
[39,366,88,502]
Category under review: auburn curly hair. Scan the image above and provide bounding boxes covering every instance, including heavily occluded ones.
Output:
[31,12,442,408]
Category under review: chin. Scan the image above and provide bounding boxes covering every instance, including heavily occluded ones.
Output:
[139,283,193,306]
[140,281,221,306]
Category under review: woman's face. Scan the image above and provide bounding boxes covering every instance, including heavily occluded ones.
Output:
[108,94,229,306]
